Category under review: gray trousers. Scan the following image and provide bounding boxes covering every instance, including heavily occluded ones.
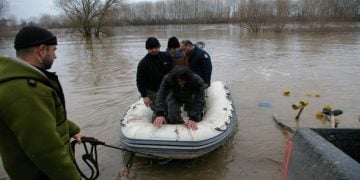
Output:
[146,90,157,112]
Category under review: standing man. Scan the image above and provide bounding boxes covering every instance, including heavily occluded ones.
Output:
[181,40,212,88]
[153,66,205,130]
[136,37,174,111]
[0,26,82,179]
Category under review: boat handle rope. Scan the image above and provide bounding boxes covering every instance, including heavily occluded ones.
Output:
[70,137,168,180]
[215,121,229,132]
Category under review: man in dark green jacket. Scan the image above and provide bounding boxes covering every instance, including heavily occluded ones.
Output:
[0,26,82,179]
[154,66,205,130]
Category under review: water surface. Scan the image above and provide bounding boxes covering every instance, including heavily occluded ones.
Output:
[1,24,360,179]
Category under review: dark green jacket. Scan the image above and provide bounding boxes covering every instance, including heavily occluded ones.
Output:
[0,56,81,180]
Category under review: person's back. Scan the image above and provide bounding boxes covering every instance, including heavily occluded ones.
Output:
[0,26,81,180]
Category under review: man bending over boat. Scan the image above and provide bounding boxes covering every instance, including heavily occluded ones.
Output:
[153,66,206,130]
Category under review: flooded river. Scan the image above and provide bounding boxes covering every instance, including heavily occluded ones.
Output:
[1,24,360,179]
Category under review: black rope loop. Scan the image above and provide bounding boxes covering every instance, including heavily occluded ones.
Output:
[126,152,136,169]
[215,121,229,132]
[71,136,167,180]
[71,137,103,180]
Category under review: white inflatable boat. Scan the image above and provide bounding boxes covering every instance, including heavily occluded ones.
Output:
[120,81,237,159]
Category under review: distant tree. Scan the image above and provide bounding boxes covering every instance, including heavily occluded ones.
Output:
[0,0,9,18]
[236,0,290,32]
[7,15,17,28]
[37,14,63,29]
[55,0,123,38]
[19,19,27,27]
[0,0,7,32]
[238,0,271,32]
[273,0,289,32]
[39,14,54,28]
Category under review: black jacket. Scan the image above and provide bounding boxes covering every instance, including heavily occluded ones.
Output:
[136,52,174,97]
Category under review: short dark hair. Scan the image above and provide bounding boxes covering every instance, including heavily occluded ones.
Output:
[167,36,180,49]
[171,66,193,83]
[175,68,192,81]
[180,40,193,46]
[16,47,36,57]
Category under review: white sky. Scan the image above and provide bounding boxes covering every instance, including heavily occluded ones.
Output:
[7,0,154,20]
[8,0,58,20]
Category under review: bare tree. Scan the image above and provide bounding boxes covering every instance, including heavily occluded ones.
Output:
[7,15,17,28]
[0,0,9,33]
[0,0,9,18]
[273,0,289,32]
[238,0,271,32]
[105,0,359,28]
[235,0,291,32]
[55,0,123,38]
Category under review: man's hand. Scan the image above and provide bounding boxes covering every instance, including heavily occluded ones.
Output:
[73,132,84,143]
[153,116,166,128]
[204,83,209,89]
[185,120,198,130]
[143,97,152,107]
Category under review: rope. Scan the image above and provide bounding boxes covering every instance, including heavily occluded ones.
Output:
[71,137,101,180]
[71,137,168,180]
[215,121,229,132]
[272,114,295,134]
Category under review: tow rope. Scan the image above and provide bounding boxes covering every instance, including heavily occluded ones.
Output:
[272,113,295,134]
[70,137,169,180]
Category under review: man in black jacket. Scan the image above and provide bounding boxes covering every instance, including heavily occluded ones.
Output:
[153,66,205,130]
[136,37,174,111]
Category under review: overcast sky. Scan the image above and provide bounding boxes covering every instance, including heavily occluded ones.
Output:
[8,0,153,20]
[8,0,58,20]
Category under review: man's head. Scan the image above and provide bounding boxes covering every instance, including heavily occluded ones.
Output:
[167,36,180,51]
[14,26,58,70]
[174,67,192,88]
[146,37,161,56]
[180,40,193,55]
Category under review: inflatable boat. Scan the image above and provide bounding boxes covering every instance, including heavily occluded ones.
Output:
[120,81,237,159]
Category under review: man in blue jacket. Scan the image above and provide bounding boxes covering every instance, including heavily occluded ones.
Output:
[180,40,212,88]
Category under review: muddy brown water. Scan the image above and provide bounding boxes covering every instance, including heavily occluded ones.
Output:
[1,24,360,179]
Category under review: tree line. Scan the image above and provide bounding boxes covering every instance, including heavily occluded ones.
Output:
[1,0,360,37]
